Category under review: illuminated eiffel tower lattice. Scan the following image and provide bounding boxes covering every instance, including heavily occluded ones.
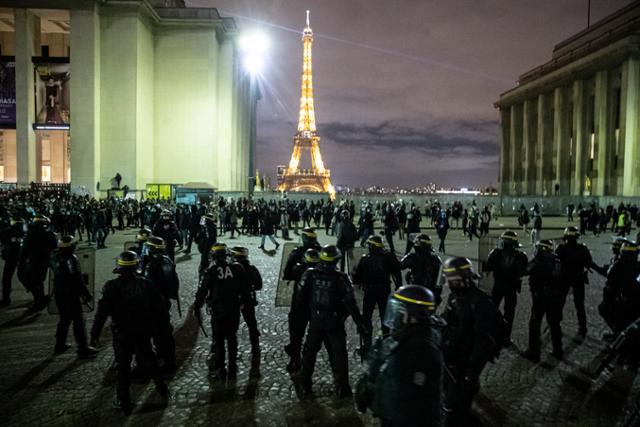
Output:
[278,10,335,198]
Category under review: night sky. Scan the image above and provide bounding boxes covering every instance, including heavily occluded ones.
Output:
[188,0,633,188]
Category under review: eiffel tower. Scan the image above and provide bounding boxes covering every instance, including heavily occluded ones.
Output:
[278,11,335,198]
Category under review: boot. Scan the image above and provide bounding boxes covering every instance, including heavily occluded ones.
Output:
[54,343,72,355]
[521,349,540,363]
[77,346,99,359]
[112,397,132,415]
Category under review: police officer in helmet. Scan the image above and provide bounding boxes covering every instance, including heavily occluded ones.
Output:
[441,257,497,427]
[400,233,442,303]
[353,235,402,352]
[603,240,640,336]
[283,227,321,281]
[152,210,182,262]
[296,244,367,399]
[129,227,152,257]
[230,246,263,355]
[194,243,250,380]
[555,226,596,337]
[1,217,25,307]
[522,240,564,362]
[356,285,443,427]
[484,230,528,346]
[195,213,218,280]
[90,251,169,415]
[51,235,98,358]
[285,247,320,372]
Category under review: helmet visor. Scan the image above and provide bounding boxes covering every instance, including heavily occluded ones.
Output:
[382,297,408,332]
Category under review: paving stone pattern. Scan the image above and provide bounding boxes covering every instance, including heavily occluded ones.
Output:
[0,219,638,426]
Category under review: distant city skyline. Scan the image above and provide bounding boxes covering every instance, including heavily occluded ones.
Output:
[190,0,633,188]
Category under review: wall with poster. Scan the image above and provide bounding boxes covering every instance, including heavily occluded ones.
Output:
[146,183,173,200]
[0,61,16,128]
[34,62,70,128]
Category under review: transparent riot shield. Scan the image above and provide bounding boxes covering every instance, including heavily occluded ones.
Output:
[47,246,96,314]
[275,242,298,307]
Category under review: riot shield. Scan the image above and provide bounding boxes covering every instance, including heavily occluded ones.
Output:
[477,234,500,291]
[275,242,298,307]
[47,246,96,314]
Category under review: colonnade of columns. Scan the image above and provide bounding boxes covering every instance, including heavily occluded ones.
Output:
[500,58,640,197]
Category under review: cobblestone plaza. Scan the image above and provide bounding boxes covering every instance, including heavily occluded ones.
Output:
[0,220,638,426]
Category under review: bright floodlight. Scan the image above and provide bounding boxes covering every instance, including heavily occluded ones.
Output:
[240,31,269,75]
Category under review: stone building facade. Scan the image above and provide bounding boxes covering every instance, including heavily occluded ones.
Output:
[496,1,640,198]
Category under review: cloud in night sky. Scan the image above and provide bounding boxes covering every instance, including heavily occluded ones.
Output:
[188,0,634,187]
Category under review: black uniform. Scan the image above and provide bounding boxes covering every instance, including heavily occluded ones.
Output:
[485,247,527,342]
[196,221,217,278]
[51,250,92,352]
[555,241,594,334]
[17,223,57,308]
[153,219,182,261]
[194,258,249,376]
[296,263,364,397]
[603,257,640,334]
[1,222,24,304]
[524,252,564,359]
[285,259,316,371]
[237,258,263,350]
[400,250,442,300]
[357,322,444,427]
[91,275,168,409]
[283,243,321,281]
[354,250,402,349]
[139,254,179,368]
[441,286,495,426]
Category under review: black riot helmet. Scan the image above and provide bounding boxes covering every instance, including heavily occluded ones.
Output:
[533,239,554,258]
[230,246,249,261]
[145,236,166,255]
[367,235,385,253]
[57,235,77,252]
[500,230,520,249]
[340,210,350,221]
[563,226,580,242]
[383,285,436,338]
[136,227,152,242]
[210,242,228,260]
[304,248,320,265]
[620,240,638,260]
[301,227,318,247]
[612,237,627,256]
[319,244,341,265]
[114,250,139,274]
[413,233,433,252]
[161,209,172,221]
[442,257,480,290]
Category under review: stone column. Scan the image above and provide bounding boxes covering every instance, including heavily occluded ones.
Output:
[217,38,234,191]
[572,80,586,195]
[499,107,511,195]
[522,99,537,195]
[14,9,39,186]
[536,94,549,195]
[594,70,610,195]
[621,59,640,196]
[70,5,101,195]
[509,104,523,195]
[553,87,571,195]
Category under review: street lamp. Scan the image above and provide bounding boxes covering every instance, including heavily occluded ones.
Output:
[239,31,269,76]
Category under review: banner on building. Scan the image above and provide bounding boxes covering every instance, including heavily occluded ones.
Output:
[34,62,70,129]
[0,62,16,128]
[146,183,173,200]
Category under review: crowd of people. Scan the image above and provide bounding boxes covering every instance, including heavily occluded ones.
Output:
[0,188,639,425]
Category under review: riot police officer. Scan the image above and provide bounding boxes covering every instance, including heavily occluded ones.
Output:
[356,285,443,427]
[353,235,402,351]
[90,251,169,415]
[51,235,99,358]
[152,210,182,261]
[484,230,528,345]
[283,227,321,281]
[602,241,640,335]
[296,245,367,399]
[230,246,263,355]
[521,240,564,362]
[400,233,442,302]
[196,213,217,279]
[441,257,497,427]
[285,248,320,372]
[139,236,178,371]
[555,226,595,337]
[18,214,58,311]
[194,243,250,380]
[1,217,24,307]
